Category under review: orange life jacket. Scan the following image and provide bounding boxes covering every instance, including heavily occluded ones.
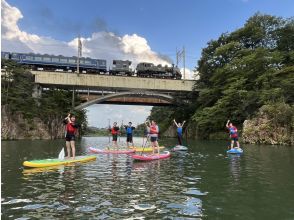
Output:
[150,125,158,134]
[111,127,119,135]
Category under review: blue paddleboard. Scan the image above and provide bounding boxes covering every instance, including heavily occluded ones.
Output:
[227,148,243,154]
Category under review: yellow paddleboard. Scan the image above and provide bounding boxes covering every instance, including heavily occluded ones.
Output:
[23,155,96,168]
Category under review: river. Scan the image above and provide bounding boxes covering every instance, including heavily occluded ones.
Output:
[1,137,294,219]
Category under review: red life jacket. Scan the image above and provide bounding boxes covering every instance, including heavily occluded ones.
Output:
[150,125,158,134]
[66,123,77,134]
[111,127,119,135]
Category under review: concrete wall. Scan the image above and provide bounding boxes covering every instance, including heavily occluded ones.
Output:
[32,71,195,92]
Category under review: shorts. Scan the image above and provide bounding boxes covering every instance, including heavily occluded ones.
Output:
[150,136,158,142]
[231,137,238,142]
[127,134,133,143]
[112,134,118,141]
[65,133,75,141]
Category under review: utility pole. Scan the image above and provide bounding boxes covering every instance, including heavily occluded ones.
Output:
[77,36,82,77]
[72,36,82,108]
[183,46,186,80]
[176,46,186,79]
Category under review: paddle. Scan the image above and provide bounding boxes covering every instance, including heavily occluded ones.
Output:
[58,147,65,160]
[141,135,149,156]
[119,120,123,144]
[107,119,111,150]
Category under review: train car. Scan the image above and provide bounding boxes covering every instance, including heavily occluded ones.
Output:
[1,52,107,74]
[136,62,182,79]
[109,60,133,76]
[1,51,183,79]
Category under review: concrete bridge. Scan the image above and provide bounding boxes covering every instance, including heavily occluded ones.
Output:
[31,71,196,108]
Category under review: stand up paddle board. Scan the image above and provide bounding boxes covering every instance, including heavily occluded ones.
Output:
[132,151,171,161]
[23,155,96,168]
[227,148,243,154]
[89,147,135,154]
[171,145,188,151]
[129,146,165,152]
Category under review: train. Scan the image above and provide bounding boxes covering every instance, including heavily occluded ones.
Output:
[1,52,182,79]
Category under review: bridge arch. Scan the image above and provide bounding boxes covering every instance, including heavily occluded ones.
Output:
[74,91,174,110]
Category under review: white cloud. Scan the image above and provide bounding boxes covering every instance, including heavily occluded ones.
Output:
[1,0,192,127]
[86,104,152,128]
[1,0,193,78]
[180,68,200,80]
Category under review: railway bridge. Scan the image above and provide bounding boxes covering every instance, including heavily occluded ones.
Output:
[31,71,197,109]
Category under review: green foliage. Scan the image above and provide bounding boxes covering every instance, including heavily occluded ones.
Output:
[259,102,294,128]
[1,59,87,136]
[192,13,294,138]
[149,13,294,140]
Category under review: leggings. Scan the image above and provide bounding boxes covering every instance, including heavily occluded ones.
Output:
[177,134,182,145]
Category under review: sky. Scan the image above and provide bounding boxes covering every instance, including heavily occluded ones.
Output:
[1,0,293,127]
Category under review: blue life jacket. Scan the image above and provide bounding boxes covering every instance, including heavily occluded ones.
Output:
[126,126,133,134]
[177,127,182,135]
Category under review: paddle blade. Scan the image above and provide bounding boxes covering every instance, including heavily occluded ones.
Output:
[58,148,65,160]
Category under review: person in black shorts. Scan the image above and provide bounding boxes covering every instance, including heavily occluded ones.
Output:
[124,122,135,148]
[109,122,120,149]
[63,113,80,159]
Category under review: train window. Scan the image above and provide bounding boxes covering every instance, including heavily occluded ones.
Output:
[60,58,68,63]
[99,60,106,66]
[68,59,76,63]
[43,57,51,62]
[34,56,42,61]
[52,58,59,62]
[85,60,91,64]
[80,59,85,64]
[11,54,19,58]
[24,56,33,60]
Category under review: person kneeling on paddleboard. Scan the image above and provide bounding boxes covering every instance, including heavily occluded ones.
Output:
[146,120,160,155]
[63,113,80,159]
[226,120,240,149]
[124,122,135,148]
[109,122,120,149]
[173,119,186,146]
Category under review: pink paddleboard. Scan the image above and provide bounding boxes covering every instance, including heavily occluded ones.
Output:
[132,151,171,161]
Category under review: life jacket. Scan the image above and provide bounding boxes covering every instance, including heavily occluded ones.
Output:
[150,125,159,134]
[177,127,183,135]
[111,127,119,135]
[229,126,238,138]
[66,122,77,134]
[126,126,133,134]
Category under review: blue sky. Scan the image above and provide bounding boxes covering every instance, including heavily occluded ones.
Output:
[2,0,293,127]
[4,0,294,69]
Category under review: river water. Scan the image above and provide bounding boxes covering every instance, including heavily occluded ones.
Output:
[1,137,294,219]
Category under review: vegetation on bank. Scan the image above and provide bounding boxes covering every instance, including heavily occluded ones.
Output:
[1,59,87,139]
[150,13,294,144]
[86,124,146,137]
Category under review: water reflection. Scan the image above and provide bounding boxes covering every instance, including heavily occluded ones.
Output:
[2,138,294,219]
[228,154,242,183]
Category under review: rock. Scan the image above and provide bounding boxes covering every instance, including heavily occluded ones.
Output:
[242,103,293,145]
[1,105,65,140]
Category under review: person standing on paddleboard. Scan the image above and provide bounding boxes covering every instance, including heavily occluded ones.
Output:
[173,119,186,146]
[226,120,240,149]
[109,122,120,149]
[124,122,135,148]
[146,120,160,155]
[63,113,80,159]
